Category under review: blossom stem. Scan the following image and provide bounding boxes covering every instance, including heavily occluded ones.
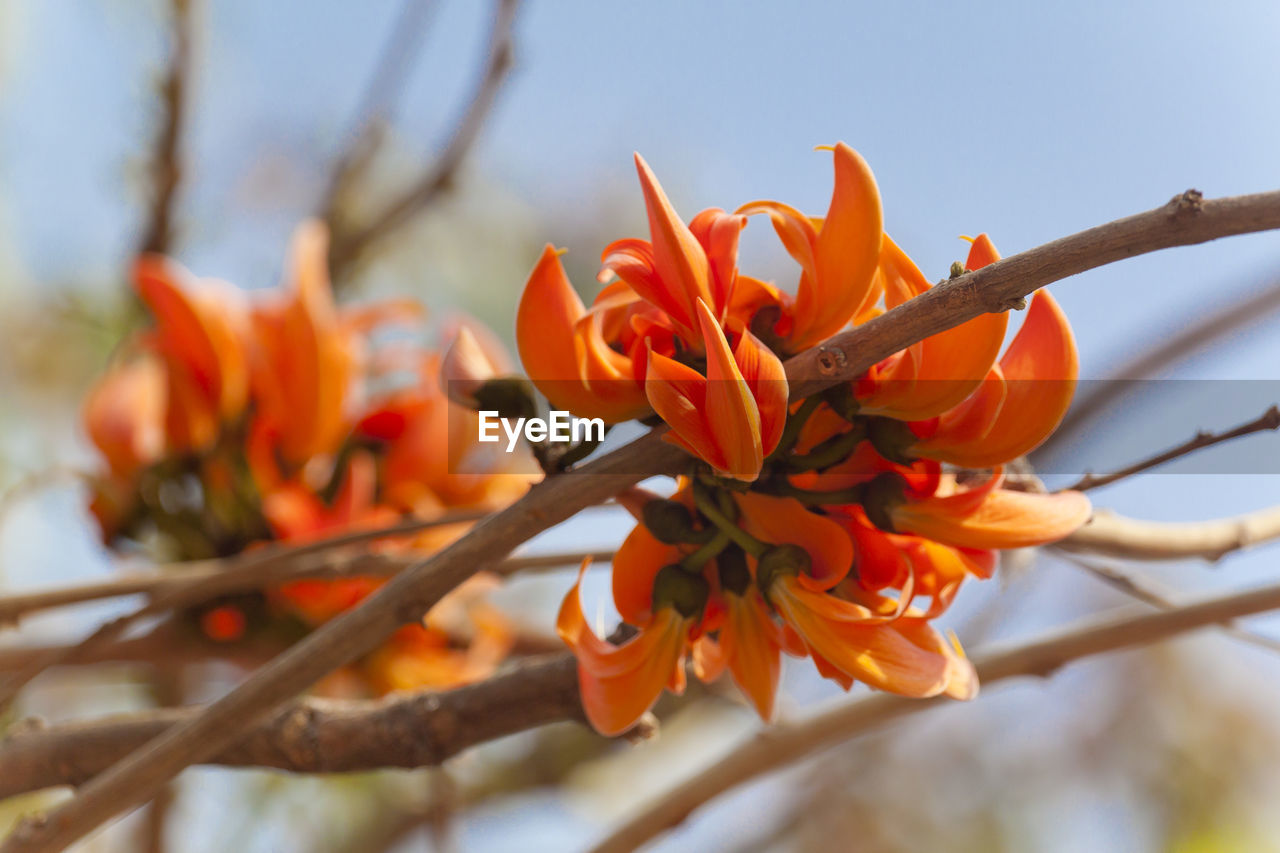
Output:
[767,396,823,461]
[783,424,865,472]
[681,530,731,572]
[692,484,767,557]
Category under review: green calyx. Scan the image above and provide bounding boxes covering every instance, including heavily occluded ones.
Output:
[862,472,908,532]
[652,564,710,618]
[644,499,714,545]
[756,544,811,593]
[866,417,918,466]
[472,377,539,423]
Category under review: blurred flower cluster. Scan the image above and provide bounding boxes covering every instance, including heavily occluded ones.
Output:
[82,221,532,695]
[517,143,1092,734]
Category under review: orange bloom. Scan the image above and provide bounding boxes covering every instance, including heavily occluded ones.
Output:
[132,254,251,452]
[739,142,884,351]
[83,355,167,478]
[558,559,698,736]
[646,300,787,480]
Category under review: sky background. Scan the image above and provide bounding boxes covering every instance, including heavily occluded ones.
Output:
[1,2,1280,851]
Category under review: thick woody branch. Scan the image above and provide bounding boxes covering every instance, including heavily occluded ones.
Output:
[11,190,1280,852]
[588,576,1280,853]
[1057,505,1280,561]
[0,653,582,801]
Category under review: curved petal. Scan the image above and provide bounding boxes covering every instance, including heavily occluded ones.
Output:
[83,355,168,477]
[792,143,883,350]
[645,347,726,471]
[735,492,854,590]
[773,579,951,697]
[731,322,788,457]
[697,299,763,480]
[633,153,713,335]
[612,522,682,625]
[688,207,747,316]
[894,488,1092,550]
[517,245,651,422]
[721,590,783,720]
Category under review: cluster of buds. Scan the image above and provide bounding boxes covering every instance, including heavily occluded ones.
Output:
[517,144,1091,733]
[82,222,531,694]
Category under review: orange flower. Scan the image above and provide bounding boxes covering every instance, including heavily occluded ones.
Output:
[768,576,975,699]
[515,244,652,423]
[645,300,787,480]
[558,559,700,736]
[83,355,167,478]
[739,142,884,351]
[133,254,251,451]
[854,234,1009,420]
[888,468,1092,551]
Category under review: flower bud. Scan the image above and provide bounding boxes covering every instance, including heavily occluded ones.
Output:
[643,499,714,545]
[756,544,810,593]
[652,564,710,618]
[717,545,751,595]
[862,472,907,532]
[866,417,917,465]
[472,377,539,424]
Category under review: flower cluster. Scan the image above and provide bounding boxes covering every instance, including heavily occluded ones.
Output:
[517,144,1091,733]
[83,221,530,694]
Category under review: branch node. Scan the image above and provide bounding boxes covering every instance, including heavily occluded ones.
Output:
[815,346,847,375]
[1169,188,1204,215]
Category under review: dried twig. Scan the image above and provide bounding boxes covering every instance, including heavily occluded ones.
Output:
[10,189,1280,852]
[327,0,520,278]
[318,0,438,242]
[1046,275,1280,451]
[1058,504,1280,562]
[137,0,193,255]
[587,576,1280,853]
[1067,404,1280,491]
[0,547,613,628]
[1062,553,1280,654]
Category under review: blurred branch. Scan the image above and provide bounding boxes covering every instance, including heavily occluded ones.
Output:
[137,0,193,255]
[1064,554,1280,654]
[0,508,495,713]
[0,652,583,800]
[11,188,1280,852]
[1044,275,1280,453]
[0,547,614,628]
[1058,504,1280,562]
[587,577,1280,853]
[1067,404,1280,491]
[318,0,438,245]
[327,0,520,279]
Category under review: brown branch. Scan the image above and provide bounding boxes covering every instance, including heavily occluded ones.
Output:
[587,576,1280,853]
[1058,505,1280,562]
[10,189,1280,852]
[0,547,613,628]
[1064,554,1280,654]
[1045,274,1280,452]
[327,0,520,278]
[317,0,438,246]
[1066,404,1280,491]
[0,510,490,711]
[137,0,192,255]
[11,575,1280,829]
[0,652,582,801]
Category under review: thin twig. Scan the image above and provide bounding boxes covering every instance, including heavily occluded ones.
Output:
[1046,275,1280,452]
[318,0,438,240]
[1067,404,1280,491]
[1058,504,1280,562]
[0,548,614,628]
[137,0,192,255]
[1062,553,1280,654]
[10,189,1280,852]
[0,509,491,712]
[586,576,1280,853]
[328,0,520,278]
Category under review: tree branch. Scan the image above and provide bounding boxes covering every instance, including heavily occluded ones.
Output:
[327,0,520,278]
[1057,505,1280,561]
[587,576,1280,853]
[137,0,192,255]
[1066,404,1280,491]
[0,652,582,800]
[10,189,1280,852]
